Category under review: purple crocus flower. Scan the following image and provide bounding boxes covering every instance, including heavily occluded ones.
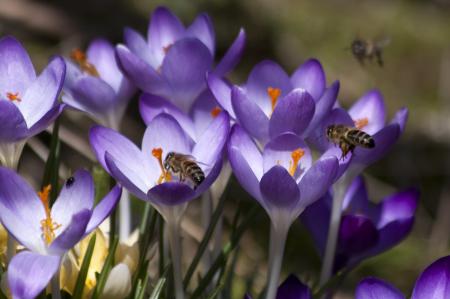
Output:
[116,6,245,113]
[310,89,408,174]
[62,38,135,130]
[0,36,66,169]
[245,274,312,299]
[207,59,339,144]
[89,111,229,217]
[302,176,419,273]
[0,167,121,299]
[355,255,450,299]
[228,124,338,299]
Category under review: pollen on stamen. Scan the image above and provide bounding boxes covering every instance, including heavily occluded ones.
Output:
[70,48,100,77]
[267,87,281,113]
[152,147,171,184]
[38,185,61,245]
[210,106,222,118]
[288,148,305,177]
[6,92,21,102]
[354,117,369,129]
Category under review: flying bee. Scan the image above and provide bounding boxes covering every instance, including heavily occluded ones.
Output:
[326,124,375,159]
[351,37,390,67]
[163,152,205,189]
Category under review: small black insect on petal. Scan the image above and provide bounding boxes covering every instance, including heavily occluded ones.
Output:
[66,176,75,187]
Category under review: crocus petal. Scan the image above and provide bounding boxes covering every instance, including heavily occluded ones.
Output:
[186,13,215,55]
[260,165,300,211]
[85,185,121,235]
[147,182,196,206]
[206,71,235,118]
[161,38,213,112]
[411,255,450,299]
[190,90,220,137]
[228,125,263,200]
[269,89,315,139]
[100,263,132,299]
[192,111,230,167]
[105,152,148,200]
[148,6,185,66]
[298,156,338,209]
[115,45,169,95]
[214,28,246,77]
[231,86,269,141]
[276,274,312,299]
[49,209,91,255]
[8,252,61,299]
[124,27,156,67]
[0,36,36,95]
[349,89,386,135]
[303,80,339,138]
[87,38,122,91]
[377,188,419,228]
[338,215,378,255]
[391,107,408,133]
[20,56,65,127]
[352,124,400,166]
[342,176,370,213]
[355,277,405,299]
[290,58,326,101]
[51,170,94,231]
[262,133,312,178]
[27,104,65,138]
[321,138,352,180]
[90,125,150,180]
[0,167,46,253]
[194,158,222,195]
[0,101,28,141]
[246,60,292,116]
[139,93,196,141]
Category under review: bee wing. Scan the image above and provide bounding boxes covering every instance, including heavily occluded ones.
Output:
[175,153,211,167]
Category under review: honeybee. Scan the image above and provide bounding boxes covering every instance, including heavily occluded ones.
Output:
[164,152,205,189]
[326,124,375,159]
[351,37,390,67]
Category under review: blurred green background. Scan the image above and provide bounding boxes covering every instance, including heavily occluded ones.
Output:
[2,0,450,297]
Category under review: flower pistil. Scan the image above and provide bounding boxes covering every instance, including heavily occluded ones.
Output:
[152,148,172,184]
[38,185,61,245]
[70,49,100,77]
[288,148,305,177]
[210,106,222,118]
[267,87,281,114]
[354,117,369,130]
[6,92,21,102]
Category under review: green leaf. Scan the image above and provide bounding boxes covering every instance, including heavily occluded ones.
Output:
[190,206,258,299]
[93,166,111,205]
[183,191,227,289]
[41,120,61,206]
[149,264,170,299]
[135,269,149,299]
[72,234,97,299]
[92,236,119,299]
[158,216,165,277]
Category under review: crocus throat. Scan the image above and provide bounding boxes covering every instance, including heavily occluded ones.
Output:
[354,117,369,129]
[210,106,222,118]
[38,185,61,245]
[152,148,172,184]
[267,87,281,114]
[70,48,100,77]
[288,148,305,177]
[6,92,21,102]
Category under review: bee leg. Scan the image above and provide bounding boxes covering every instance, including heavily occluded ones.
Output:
[179,172,185,182]
[339,141,350,160]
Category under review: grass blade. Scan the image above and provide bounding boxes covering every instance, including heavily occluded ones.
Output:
[72,234,97,299]
[92,236,119,299]
[41,120,60,205]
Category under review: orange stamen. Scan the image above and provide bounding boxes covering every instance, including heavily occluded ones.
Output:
[70,48,99,77]
[210,106,222,118]
[163,44,173,54]
[354,117,369,129]
[267,87,281,113]
[288,148,305,177]
[38,185,60,245]
[6,92,21,102]
[152,148,171,184]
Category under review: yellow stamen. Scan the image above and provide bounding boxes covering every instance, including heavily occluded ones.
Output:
[210,106,222,118]
[70,48,100,77]
[6,92,21,102]
[38,185,61,245]
[288,148,305,177]
[354,117,369,129]
[152,148,171,184]
[267,87,281,113]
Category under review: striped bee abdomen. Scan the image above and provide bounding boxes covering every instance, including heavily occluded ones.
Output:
[346,129,375,148]
[183,161,205,186]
